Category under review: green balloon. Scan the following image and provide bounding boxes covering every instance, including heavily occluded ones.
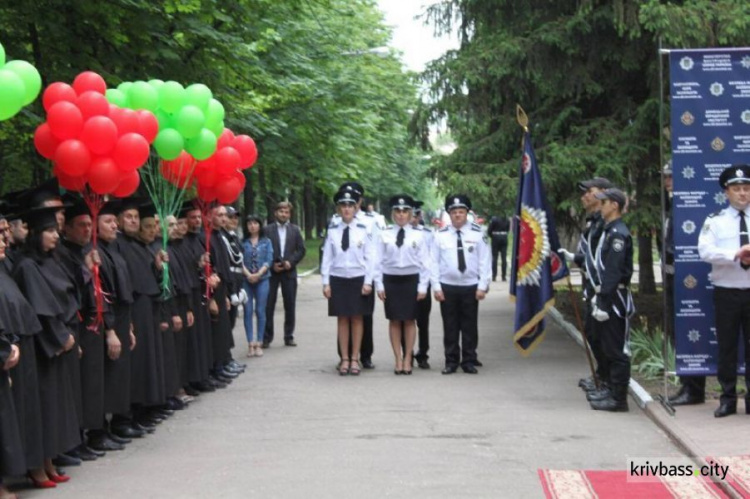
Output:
[185,129,217,161]
[185,83,212,111]
[129,80,159,111]
[206,118,224,138]
[153,128,184,160]
[155,109,173,130]
[159,81,185,114]
[106,88,128,107]
[3,60,41,106]
[0,42,5,66]
[117,81,133,95]
[205,98,225,127]
[0,69,25,120]
[174,105,205,139]
[148,79,165,89]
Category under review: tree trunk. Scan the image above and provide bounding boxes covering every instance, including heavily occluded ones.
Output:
[638,233,656,295]
[260,167,273,223]
[243,169,254,219]
[303,179,313,239]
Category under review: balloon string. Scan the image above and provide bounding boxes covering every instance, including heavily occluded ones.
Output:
[84,188,105,333]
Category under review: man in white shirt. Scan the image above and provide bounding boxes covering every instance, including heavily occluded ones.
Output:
[431,194,491,374]
[697,164,750,418]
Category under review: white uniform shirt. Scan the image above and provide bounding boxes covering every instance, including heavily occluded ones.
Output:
[698,205,750,288]
[321,219,375,286]
[374,224,430,293]
[430,222,491,292]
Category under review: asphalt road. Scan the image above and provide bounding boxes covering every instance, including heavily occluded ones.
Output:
[21,276,683,498]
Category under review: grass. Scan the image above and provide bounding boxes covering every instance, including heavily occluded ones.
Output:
[629,326,678,385]
[299,237,321,273]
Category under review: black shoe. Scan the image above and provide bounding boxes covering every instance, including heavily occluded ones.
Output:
[209,377,228,389]
[131,421,155,434]
[714,403,737,418]
[579,377,598,392]
[220,369,239,379]
[284,339,297,347]
[193,381,215,393]
[668,391,705,406]
[111,425,143,440]
[261,341,270,348]
[228,360,247,370]
[224,365,245,374]
[473,360,483,367]
[442,366,458,375]
[417,359,430,369]
[590,396,629,412]
[184,385,201,397]
[492,276,496,282]
[88,436,125,452]
[52,453,82,467]
[83,444,105,457]
[502,277,507,282]
[361,359,375,369]
[462,365,479,374]
[70,446,98,461]
[586,387,612,402]
[166,397,186,411]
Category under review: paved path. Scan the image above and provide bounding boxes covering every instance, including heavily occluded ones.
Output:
[23,277,684,498]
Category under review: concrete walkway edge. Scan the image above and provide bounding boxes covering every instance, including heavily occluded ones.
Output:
[548,307,743,499]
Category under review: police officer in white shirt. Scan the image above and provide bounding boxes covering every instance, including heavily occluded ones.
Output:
[321,188,375,376]
[697,164,750,418]
[431,194,491,374]
[374,195,430,375]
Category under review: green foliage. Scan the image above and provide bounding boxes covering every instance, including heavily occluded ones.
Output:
[629,325,677,384]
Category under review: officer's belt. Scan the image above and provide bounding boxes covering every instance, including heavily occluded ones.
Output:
[492,231,508,235]
[593,284,628,293]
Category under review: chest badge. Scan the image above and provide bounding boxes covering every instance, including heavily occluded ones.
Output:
[467,245,474,253]
[412,240,417,249]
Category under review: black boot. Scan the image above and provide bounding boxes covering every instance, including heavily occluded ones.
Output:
[590,385,629,412]
[578,376,598,391]
[586,386,612,402]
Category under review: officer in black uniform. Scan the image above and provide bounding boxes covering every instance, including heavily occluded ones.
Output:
[487,214,510,281]
[587,188,635,412]
[412,201,432,369]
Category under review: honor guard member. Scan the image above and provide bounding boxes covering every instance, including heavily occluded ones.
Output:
[587,188,635,412]
[431,194,491,374]
[697,164,750,418]
[666,161,706,406]
[412,201,433,369]
[321,188,375,376]
[558,177,612,393]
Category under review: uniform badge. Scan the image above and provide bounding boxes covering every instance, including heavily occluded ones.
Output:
[702,223,710,234]
[737,168,744,178]
[468,245,474,253]
[411,240,417,249]
[453,197,459,205]
[344,192,351,199]
[357,239,363,248]
[612,239,624,252]
[399,198,404,205]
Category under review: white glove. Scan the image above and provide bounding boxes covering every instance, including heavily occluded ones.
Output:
[238,289,249,305]
[230,293,240,306]
[592,306,610,322]
[557,248,575,263]
[590,295,597,308]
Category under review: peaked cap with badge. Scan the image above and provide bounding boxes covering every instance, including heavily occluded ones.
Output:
[718,164,750,189]
[444,194,472,212]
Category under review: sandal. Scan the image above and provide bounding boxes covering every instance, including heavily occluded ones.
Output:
[349,359,361,376]
[339,358,350,376]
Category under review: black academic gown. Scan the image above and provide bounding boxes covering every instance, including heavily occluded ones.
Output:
[209,229,233,367]
[184,231,212,382]
[150,240,179,398]
[114,234,165,406]
[13,252,82,459]
[0,319,26,476]
[168,238,194,388]
[1,265,44,470]
[98,239,134,415]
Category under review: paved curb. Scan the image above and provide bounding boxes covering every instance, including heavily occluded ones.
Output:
[298,267,319,278]
[548,307,742,499]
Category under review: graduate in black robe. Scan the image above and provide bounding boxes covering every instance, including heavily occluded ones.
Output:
[12,206,81,485]
[166,215,194,398]
[208,207,235,379]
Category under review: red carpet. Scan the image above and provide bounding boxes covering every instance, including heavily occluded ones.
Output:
[710,456,750,497]
[538,469,729,498]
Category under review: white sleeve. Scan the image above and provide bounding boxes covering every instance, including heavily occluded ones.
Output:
[364,229,376,284]
[417,233,430,294]
[374,232,385,293]
[321,231,334,286]
[698,217,737,264]
[430,233,442,292]
[477,236,492,292]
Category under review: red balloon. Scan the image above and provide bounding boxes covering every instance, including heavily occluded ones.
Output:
[73,71,107,95]
[112,170,141,197]
[109,107,140,136]
[53,164,87,192]
[113,133,150,171]
[80,116,118,156]
[197,183,217,202]
[47,101,84,141]
[43,82,77,112]
[34,123,61,160]
[217,128,235,149]
[54,140,91,177]
[233,170,246,190]
[136,110,159,143]
[76,91,109,120]
[215,177,241,204]
[232,135,258,169]
[88,157,120,194]
[214,147,241,177]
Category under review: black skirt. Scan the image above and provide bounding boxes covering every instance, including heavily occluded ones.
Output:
[329,276,372,317]
[383,274,420,321]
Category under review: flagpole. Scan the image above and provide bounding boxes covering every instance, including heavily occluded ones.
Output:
[566,275,600,389]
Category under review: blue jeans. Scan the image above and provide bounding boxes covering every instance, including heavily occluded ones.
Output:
[243,279,270,344]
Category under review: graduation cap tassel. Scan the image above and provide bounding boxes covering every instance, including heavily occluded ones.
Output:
[195,198,216,301]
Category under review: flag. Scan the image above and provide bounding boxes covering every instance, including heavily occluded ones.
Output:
[509,130,569,355]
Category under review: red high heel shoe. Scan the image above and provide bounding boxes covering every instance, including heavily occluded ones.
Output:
[27,472,57,489]
[49,472,71,483]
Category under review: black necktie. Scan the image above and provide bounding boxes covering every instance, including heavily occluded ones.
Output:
[396,228,405,248]
[740,212,749,270]
[457,230,466,273]
[342,226,350,252]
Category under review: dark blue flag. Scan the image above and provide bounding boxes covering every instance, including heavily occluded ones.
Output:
[510,130,569,355]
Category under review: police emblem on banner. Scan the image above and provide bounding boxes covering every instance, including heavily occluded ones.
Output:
[522,153,532,174]
[683,274,698,289]
[515,205,549,286]
[709,82,724,96]
[742,56,750,69]
[742,110,750,125]
[688,329,701,343]
[681,220,696,235]
[682,166,695,179]
[714,192,727,205]
[711,137,725,151]
[681,111,695,126]
[679,56,694,70]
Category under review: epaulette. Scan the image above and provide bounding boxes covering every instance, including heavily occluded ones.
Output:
[707,209,723,218]
[365,212,374,217]
[413,225,423,231]
[439,226,449,232]
[471,223,482,232]
[328,222,339,229]
[356,223,366,229]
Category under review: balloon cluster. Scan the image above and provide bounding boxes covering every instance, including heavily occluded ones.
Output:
[106,80,222,161]
[33,71,156,196]
[194,128,257,204]
[0,41,42,120]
